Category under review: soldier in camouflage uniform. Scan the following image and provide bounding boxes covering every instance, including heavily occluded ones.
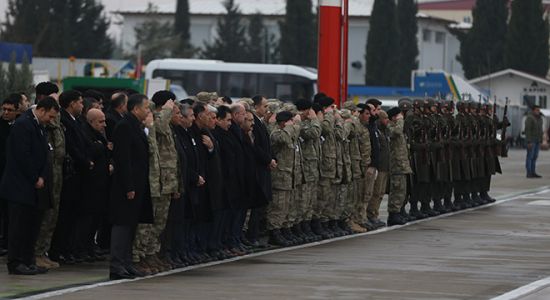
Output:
[294,99,322,242]
[442,101,459,211]
[408,100,431,219]
[453,101,473,209]
[467,102,485,206]
[480,103,507,202]
[343,102,367,233]
[267,111,299,246]
[386,107,411,226]
[352,103,372,231]
[35,112,64,269]
[335,108,354,235]
[397,98,415,221]
[428,100,450,214]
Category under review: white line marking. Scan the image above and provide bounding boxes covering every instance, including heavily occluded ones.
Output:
[21,186,550,300]
[491,276,550,300]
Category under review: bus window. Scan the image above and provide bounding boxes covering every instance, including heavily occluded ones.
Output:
[152,69,219,95]
[220,72,258,98]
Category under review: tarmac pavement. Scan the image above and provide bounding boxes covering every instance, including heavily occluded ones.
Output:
[1,148,550,300]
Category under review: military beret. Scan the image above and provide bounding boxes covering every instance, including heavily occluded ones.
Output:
[387,107,402,119]
[366,98,382,106]
[295,98,313,111]
[342,101,358,111]
[312,103,323,114]
[209,92,219,101]
[313,92,327,103]
[357,103,370,113]
[281,103,298,113]
[378,110,388,120]
[398,98,412,111]
[276,110,294,123]
[318,97,334,108]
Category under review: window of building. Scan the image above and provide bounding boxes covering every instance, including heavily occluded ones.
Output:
[540,95,547,108]
[435,32,445,44]
[422,29,432,42]
[463,16,472,23]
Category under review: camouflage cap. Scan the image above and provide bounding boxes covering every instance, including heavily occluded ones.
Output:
[196,91,211,103]
[281,102,298,113]
[342,101,358,111]
[209,92,219,102]
[239,97,254,108]
[340,108,352,119]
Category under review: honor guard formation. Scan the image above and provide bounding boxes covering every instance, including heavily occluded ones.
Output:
[0,85,509,280]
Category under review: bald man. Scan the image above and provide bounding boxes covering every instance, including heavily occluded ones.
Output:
[73,108,111,262]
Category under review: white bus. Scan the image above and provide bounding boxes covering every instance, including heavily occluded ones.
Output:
[145,59,318,101]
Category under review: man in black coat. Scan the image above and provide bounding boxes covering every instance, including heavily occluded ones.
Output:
[105,92,128,142]
[77,108,111,261]
[109,94,153,280]
[247,95,277,245]
[49,90,91,264]
[0,97,59,275]
[0,96,19,256]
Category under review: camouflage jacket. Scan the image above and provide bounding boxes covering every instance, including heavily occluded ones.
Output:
[271,124,299,190]
[319,112,338,179]
[388,118,412,175]
[299,118,322,183]
[147,123,161,198]
[154,107,179,195]
[349,118,363,179]
[358,121,372,174]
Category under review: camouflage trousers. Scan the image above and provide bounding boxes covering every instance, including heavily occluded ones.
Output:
[266,189,291,230]
[285,185,303,228]
[35,164,63,256]
[315,178,335,222]
[367,171,388,220]
[133,194,171,262]
[334,181,356,221]
[388,174,407,213]
[353,172,377,224]
[302,182,317,222]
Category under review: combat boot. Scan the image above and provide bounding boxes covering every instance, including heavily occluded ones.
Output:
[268,229,290,247]
[400,205,414,222]
[387,212,407,226]
[462,194,473,208]
[311,220,331,239]
[420,202,440,217]
[337,220,354,235]
[321,221,335,238]
[433,198,447,214]
[409,202,427,220]
[281,227,299,245]
[291,224,307,244]
[367,217,386,229]
[443,197,457,212]
[328,220,344,237]
[302,221,321,242]
[348,220,367,233]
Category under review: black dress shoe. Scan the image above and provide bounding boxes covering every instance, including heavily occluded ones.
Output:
[125,264,147,277]
[534,173,542,178]
[28,264,49,274]
[109,268,135,280]
[8,264,38,275]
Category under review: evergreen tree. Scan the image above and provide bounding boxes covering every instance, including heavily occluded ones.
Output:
[201,0,249,62]
[134,5,174,64]
[173,0,195,58]
[279,0,315,67]
[458,0,507,79]
[247,13,266,63]
[17,53,34,96]
[394,0,419,86]
[365,0,399,85]
[505,0,549,77]
[1,0,113,58]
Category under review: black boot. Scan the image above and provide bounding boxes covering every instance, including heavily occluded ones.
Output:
[421,202,440,217]
[444,197,457,212]
[321,221,335,238]
[268,229,290,247]
[329,220,344,237]
[281,227,298,245]
[480,191,496,203]
[387,212,407,226]
[433,198,447,214]
[462,194,473,208]
[401,205,414,221]
[311,219,331,239]
[291,224,307,244]
[471,193,484,206]
[301,221,319,242]
[409,201,427,220]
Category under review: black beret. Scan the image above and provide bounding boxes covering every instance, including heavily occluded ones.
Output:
[180,98,195,106]
[357,103,370,113]
[318,97,334,108]
[276,111,294,123]
[387,107,402,119]
[366,98,382,106]
[312,103,323,114]
[313,92,327,103]
[295,98,312,111]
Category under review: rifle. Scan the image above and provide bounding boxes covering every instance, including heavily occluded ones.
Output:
[500,98,510,157]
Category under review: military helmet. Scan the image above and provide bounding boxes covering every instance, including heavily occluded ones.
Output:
[412,99,424,108]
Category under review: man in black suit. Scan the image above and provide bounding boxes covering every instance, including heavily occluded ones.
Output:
[0,96,19,256]
[0,97,59,275]
[105,92,128,142]
[247,95,277,245]
[49,90,91,264]
[109,94,153,280]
